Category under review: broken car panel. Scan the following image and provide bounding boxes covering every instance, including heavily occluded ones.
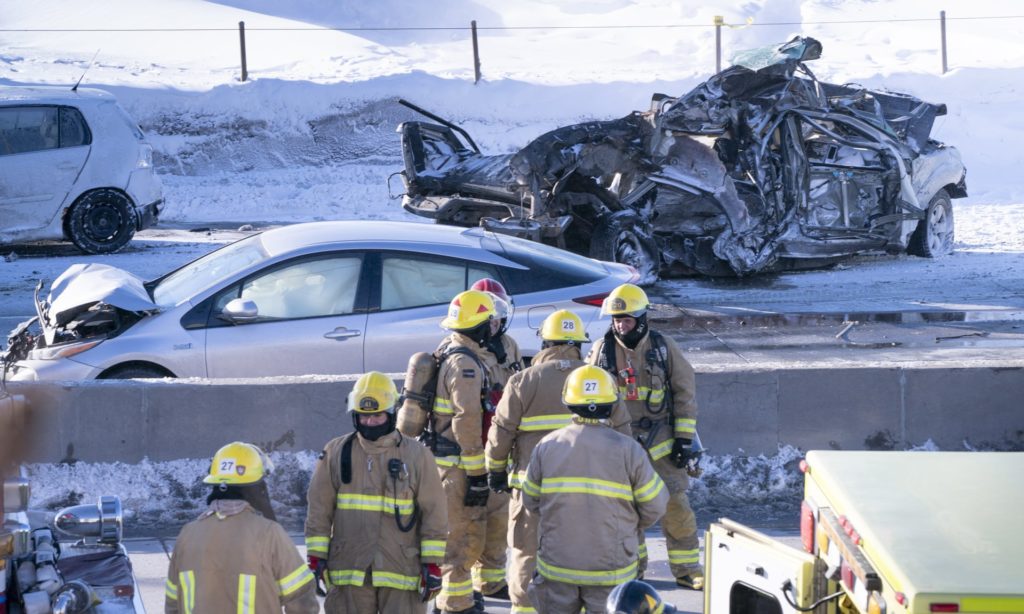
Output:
[395,36,967,277]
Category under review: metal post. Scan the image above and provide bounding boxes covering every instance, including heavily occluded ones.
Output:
[471,21,481,84]
[238,21,248,82]
[940,11,948,74]
[714,16,724,73]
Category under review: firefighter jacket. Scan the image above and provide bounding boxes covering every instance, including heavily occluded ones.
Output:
[304,429,448,591]
[430,332,503,477]
[522,421,669,586]
[486,343,632,488]
[587,330,697,461]
[165,500,317,614]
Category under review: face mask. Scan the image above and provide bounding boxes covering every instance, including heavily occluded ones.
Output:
[352,412,396,441]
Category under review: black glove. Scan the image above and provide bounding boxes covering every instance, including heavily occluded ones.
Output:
[669,438,696,469]
[464,474,490,507]
[488,471,510,493]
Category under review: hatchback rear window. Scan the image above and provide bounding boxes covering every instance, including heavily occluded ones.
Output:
[487,234,607,293]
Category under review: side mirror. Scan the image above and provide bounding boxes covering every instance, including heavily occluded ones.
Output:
[220,298,259,324]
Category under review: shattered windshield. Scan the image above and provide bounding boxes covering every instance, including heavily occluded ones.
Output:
[730,37,822,71]
[152,235,267,308]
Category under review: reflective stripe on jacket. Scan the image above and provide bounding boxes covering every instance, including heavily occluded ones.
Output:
[523,421,668,586]
[587,331,697,459]
[430,333,503,476]
[486,344,632,488]
[304,429,448,591]
[165,502,317,614]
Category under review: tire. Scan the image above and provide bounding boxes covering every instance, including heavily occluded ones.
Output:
[589,213,660,281]
[66,189,137,254]
[97,363,173,380]
[908,189,954,257]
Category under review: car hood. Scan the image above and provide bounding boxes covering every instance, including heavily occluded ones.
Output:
[46,263,158,327]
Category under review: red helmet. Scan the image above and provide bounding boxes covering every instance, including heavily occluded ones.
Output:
[471,278,509,303]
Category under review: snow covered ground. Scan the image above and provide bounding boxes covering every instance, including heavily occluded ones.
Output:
[3,0,1023,529]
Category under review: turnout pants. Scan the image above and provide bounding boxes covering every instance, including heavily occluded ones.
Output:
[506,488,538,612]
[651,455,700,577]
[473,488,510,596]
[324,572,421,614]
[527,575,611,614]
[437,465,488,613]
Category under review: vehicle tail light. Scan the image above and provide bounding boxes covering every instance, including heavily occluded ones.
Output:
[800,500,815,553]
[930,605,959,613]
[573,293,608,308]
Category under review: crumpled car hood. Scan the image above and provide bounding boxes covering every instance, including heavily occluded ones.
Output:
[47,263,157,327]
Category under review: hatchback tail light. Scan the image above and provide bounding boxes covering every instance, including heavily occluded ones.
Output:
[573,293,608,308]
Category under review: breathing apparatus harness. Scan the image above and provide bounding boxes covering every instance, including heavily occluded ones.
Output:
[599,328,675,449]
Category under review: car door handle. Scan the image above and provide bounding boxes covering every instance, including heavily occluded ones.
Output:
[57,163,79,170]
[324,327,361,340]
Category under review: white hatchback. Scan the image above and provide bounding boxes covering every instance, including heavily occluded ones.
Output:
[0,86,162,253]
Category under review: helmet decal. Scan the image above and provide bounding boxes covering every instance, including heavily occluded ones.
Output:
[236,465,246,476]
[610,297,627,311]
[359,397,379,411]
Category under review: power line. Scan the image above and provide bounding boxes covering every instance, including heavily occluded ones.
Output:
[1,14,1023,33]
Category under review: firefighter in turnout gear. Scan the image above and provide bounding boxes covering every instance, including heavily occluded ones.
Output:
[165,442,318,614]
[523,365,668,614]
[305,371,448,613]
[416,290,505,614]
[486,309,633,613]
[469,279,523,605]
[586,283,703,590]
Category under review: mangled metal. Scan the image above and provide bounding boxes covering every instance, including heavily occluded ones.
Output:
[393,36,967,277]
[4,264,157,363]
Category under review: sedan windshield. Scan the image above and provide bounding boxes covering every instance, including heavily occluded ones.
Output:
[152,235,267,308]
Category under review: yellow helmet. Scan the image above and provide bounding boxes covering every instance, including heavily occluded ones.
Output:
[203,442,272,485]
[348,371,398,414]
[601,283,649,318]
[440,290,496,331]
[540,309,589,343]
[562,365,618,406]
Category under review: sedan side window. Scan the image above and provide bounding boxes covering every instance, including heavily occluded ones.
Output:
[0,106,59,155]
[225,256,362,321]
[381,256,498,311]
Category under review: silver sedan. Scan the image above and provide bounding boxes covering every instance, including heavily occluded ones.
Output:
[7,221,637,380]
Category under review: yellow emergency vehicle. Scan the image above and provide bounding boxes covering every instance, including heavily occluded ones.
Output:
[705,451,1024,614]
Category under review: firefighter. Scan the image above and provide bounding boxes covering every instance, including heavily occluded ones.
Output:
[586,283,704,590]
[305,371,448,613]
[523,365,668,614]
[486,309,634,613]
[428,290,505,614]
[165,442,318,614]
[468,279,522,605]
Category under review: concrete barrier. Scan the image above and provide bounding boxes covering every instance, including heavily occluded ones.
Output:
[9,364,1023,463]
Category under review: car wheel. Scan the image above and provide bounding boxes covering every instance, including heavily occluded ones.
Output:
[67,189,136,254]
[97,363,173,380]
[590,213,660,281]
[908,189,954,257]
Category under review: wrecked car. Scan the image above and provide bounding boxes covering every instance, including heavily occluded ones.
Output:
[2,220,633,381]
[393,37,967,278]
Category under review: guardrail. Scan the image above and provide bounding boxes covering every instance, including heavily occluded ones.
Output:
[9,362,1022,463]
